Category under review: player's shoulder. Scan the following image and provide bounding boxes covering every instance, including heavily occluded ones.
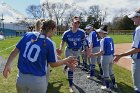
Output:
[104,36,112,39]
[90,31,94,34]
[104,36,113,41]
[91,30,97,34]
[25,32,39,36]
[104,36,111,38]
[136,26,140,32]
[46,37,56,46]
[63,29,71,35]
[78,28,85,33]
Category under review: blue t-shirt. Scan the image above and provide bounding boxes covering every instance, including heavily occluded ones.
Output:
[131,26,140,59]
[90,31,100,47]
[62,28,85,49]
[16,32,57,76]
[100,36,114,55]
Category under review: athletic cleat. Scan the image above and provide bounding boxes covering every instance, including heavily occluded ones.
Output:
[69,87,74,93]
[87,75,94,79]
[101,86,111,91]
[100,75,104,78]
[113,84,118,89]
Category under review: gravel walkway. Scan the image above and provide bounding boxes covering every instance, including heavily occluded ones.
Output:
[72,67,121,93]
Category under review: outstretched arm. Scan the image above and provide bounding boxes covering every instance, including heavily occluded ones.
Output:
[3,48,20,78]
[56,40,65,56]
[49,56,77,69]
[90,51,104,57]
[113,48,140,63]
[59,40,65,50]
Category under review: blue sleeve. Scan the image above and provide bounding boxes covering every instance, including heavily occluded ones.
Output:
[16,36,25,50]
[16,33,28,50]
[92,33,95,43]
[62,32,67,42]
[82,32,86,39]
[47,42,57,63]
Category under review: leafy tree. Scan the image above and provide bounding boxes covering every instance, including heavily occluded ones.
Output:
[111,16,135,30]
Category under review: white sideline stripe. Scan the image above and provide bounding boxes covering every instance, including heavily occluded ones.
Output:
[0,44,16,53]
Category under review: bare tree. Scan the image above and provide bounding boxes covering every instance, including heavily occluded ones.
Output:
[89,5,108,26]
[52,3,70,29]
[64,6,79,29]
[26,5,43,19]
[118,8,128,17]
[42,2,70,31]
[42,1,53,19]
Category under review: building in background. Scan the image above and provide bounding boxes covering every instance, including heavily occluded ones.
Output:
[0,2,28,36]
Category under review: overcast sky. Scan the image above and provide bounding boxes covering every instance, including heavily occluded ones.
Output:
[0,0,139,22]
[2,0,40,15]
[40,0,140,22]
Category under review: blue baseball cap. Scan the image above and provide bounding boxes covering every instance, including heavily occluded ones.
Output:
[85,25,93,29]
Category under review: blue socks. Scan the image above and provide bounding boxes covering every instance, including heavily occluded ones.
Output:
[110,74,116,85]
[136,90,140,93]
[98,64,103,76]
[104,77,110,88]
[77,56,80,65]
[90,64,95,77]
[68,70,73,87]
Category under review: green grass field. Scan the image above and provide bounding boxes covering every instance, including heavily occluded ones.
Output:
[0,35,134,93]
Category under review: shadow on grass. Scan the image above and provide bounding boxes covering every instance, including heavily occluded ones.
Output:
[117,82,134,93]
[47,81,63,93]
[95,70,134,93]
[81,68,134,93]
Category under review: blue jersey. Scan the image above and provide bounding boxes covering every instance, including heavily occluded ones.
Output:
[100,36,114,55]
[131,26,140,59]
[62,29,85,49]
[16,32,57,76]
[82,37,89,50]
[90,31,100,47]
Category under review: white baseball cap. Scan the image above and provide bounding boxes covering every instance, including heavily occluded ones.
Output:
[96,25,108,34]
[128,12,140,18]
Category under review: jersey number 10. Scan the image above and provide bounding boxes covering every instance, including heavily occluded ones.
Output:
[23,41,41,62]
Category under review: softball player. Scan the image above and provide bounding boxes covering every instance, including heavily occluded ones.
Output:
[34,19,51,92]
[81,24,93,72]
[59,16,86,93]
[87,25,103,79]
[89,25,117,90]
[114,8,140,93]
[3,20,77,93]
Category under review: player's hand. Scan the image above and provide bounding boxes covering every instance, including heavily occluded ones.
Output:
[3,65,11,79]
[56,48,62,56]
[86,48,92,57]
[57,55,62,60]
[81,50,85,54]
[88,53,95,57]
[65,56,78,69]
[113,54,121,63]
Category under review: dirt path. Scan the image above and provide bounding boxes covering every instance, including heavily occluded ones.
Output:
[115,43,132,70]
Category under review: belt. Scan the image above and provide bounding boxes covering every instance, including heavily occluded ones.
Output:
[68,48,80,51]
